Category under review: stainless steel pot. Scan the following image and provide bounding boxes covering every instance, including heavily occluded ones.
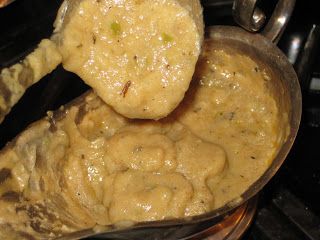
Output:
[53,0,301,239]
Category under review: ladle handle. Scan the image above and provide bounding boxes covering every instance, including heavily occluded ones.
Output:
[232,0,296,43]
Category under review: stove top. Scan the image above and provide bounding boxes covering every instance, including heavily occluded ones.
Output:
[1,0,320,239]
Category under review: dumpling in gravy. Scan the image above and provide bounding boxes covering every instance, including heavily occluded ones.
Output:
[0,93,227,239]
[57,0,204,119]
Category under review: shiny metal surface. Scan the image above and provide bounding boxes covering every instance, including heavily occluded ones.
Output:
[232,0,266,32]
[232,0,296,43]
[294,24,320,92]
[202,0,233,7]
[0,0,15,8]
[188,196,258,240]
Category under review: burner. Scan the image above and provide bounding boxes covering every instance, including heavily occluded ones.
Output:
[187,197,258,240]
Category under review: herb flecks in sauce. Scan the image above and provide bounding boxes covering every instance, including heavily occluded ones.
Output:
[92,34,97,44]
[121,81,131,98]
[110,21,121,36]
[161,33,174,44]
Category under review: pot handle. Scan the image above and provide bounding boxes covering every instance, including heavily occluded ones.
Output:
[232,0,296,43]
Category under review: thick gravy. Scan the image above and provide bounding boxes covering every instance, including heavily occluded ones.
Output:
[0,42,283,238]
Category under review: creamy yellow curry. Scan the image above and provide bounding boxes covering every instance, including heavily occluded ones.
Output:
[0,41,283,239]
[176,43,282,208]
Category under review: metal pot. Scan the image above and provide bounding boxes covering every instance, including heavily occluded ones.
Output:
[53,0,301,239]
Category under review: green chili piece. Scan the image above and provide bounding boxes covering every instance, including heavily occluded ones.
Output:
[111,21,121,35]
[161,33,173,43]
